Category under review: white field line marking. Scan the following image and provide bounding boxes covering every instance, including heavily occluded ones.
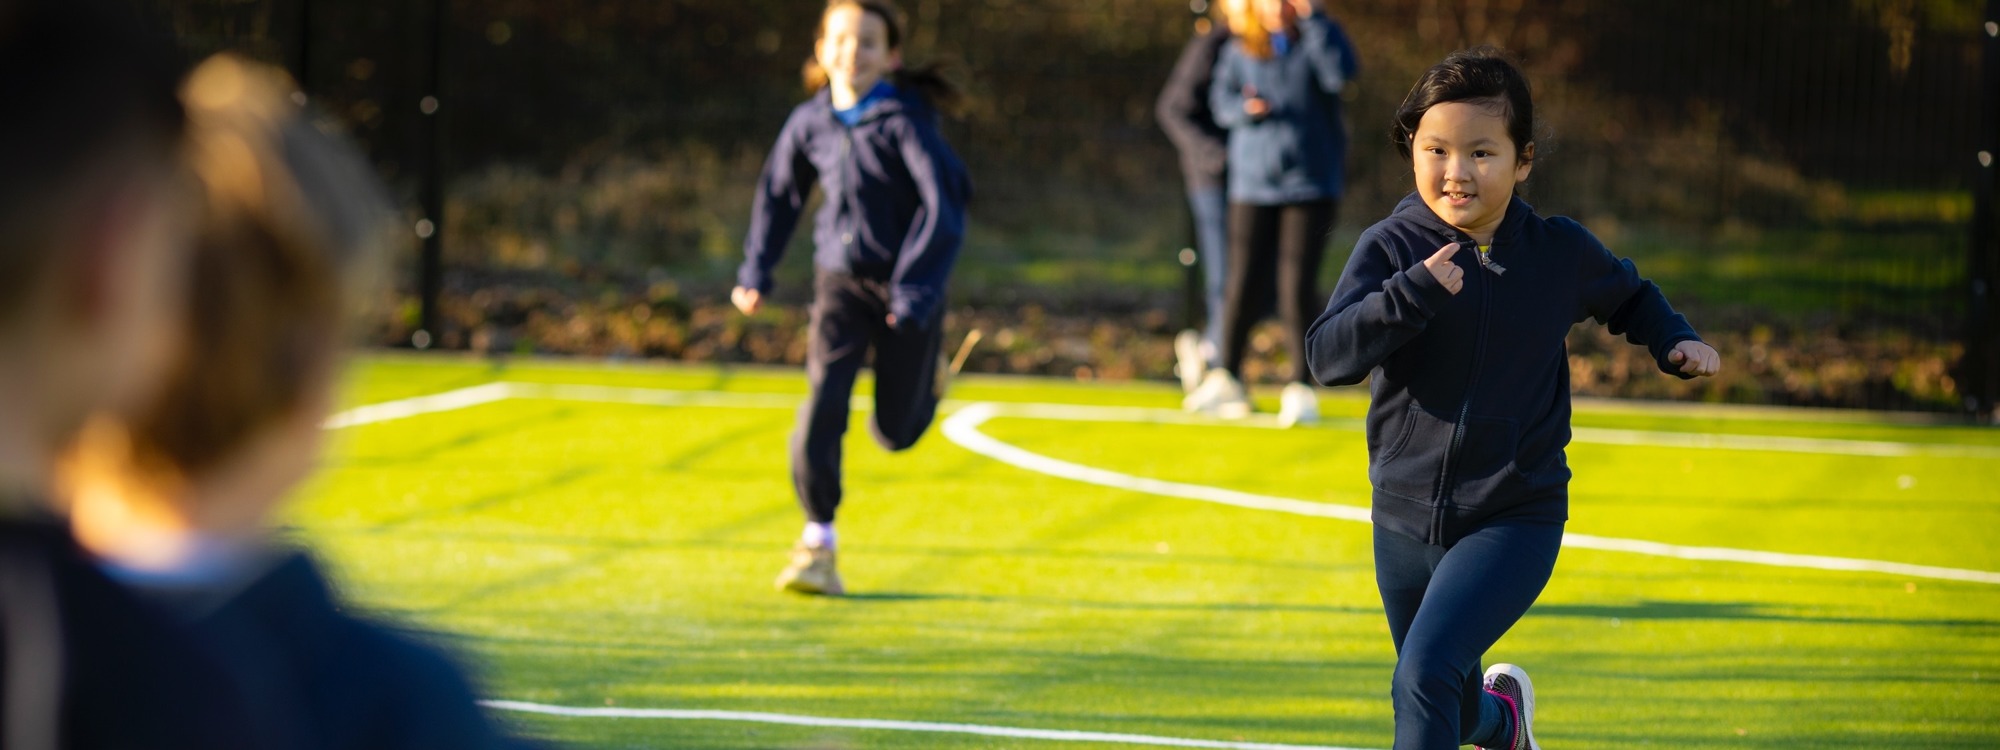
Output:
[940,403,2000,586]
[335,381,2000,457]
[326,382,2000,586]
[323,382,515,429]
[1556,532,2000,584]
[1569,425,1999,458]
[481,700,1371,750]
[942,403,1373,523]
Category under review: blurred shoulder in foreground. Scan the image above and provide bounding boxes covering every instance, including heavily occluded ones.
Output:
[59,52,548,749]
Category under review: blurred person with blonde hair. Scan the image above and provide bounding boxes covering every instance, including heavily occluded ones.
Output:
[61,54,540,750]
[1187,0,1357,428]
[0,0,269,746]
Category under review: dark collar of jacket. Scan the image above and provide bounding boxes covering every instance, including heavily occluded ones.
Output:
[803,84,930,129]
[1387,191,1536,247]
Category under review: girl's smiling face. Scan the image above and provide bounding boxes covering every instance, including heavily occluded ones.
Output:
[815,4,899,97]
[1412,99,1534,243]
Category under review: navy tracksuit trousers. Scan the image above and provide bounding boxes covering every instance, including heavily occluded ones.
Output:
[791,272,944,524]
[1374,517,1563,749]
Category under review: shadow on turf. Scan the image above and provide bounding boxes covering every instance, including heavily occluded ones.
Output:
[1531,600,2000,629]
[836,590,1384,616]
[317,526,1361,576]
[364,465,604,531]
[336,403,583,468]
[658,419,780,471]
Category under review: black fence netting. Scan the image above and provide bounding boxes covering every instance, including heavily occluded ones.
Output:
[149,0,1994,414]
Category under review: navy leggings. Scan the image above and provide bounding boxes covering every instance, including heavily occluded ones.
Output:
[791,272,944,524]
[1374,519,1563,749]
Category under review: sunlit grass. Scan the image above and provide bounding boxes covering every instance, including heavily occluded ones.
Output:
[294,354,2000,749]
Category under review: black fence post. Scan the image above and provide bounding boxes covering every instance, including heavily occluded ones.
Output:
[1969,1,2000,421]
[288,0,310,91]
[413,0,446,349]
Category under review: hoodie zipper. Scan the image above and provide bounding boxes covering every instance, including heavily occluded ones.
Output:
[1432,232,1493,543]
[836,128,855,254]
[1474,244,1507,276]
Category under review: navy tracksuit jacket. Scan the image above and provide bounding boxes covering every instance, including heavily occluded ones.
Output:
[739,85,970,523]
[1308,193,1702,546]
[737,85,970,330]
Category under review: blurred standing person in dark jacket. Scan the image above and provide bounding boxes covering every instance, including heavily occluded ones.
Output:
[60,55,543,750]
[1187,0,1357,428]
[1155,1,1233,394]
[0,1,266,748]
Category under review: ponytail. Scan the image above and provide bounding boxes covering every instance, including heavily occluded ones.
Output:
[801,0,965,118]
[892,65,963,118]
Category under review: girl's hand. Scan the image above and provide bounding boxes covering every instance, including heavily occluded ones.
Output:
[1668,340,1721,377]
[1422,242,1464,295]
[1243,85,1269,118]
[731,286,762,315]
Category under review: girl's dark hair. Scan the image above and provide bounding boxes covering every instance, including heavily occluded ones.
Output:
[801,0,964,117]
[1391,46,1535,162]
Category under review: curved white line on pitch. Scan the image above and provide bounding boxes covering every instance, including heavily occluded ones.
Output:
[942,403,1371,523]
[324,382,2000,584]
[482,700,1371,750]
[332,381,2000,458]
[941,403,2000,586]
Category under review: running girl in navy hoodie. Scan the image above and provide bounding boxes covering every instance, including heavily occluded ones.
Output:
[733,0,970,597]
[1307,49,1720,750]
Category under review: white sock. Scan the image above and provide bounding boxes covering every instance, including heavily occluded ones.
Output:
[802,522,835,550]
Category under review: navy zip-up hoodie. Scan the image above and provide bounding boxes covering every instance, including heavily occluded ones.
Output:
[1307,193,1702,546]
[739,85,971,328]
[1209,12,1357,204]
[174,551,540,750]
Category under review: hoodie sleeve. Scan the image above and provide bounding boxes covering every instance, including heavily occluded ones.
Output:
[1297,11,1357,95]
[1567,217,1702,378]
[1306,230,1458,386]
[1155,30,1228,171]
[738,108,817,295]
[1209,47,1253,131]
[886,113,970,329]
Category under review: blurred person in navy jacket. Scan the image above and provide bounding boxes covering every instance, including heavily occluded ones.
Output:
[0,1,267,747]
[59,54,542,750]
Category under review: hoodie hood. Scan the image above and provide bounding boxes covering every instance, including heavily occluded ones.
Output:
[807,83,935,128]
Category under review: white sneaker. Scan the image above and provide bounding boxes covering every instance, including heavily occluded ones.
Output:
[1277,382,1320,428]
[1479,663,1538,750]
[1183,369,1251,419]
[1173,330,1205,393]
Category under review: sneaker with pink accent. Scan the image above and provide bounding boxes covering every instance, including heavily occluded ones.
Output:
[1479,663,1538,750]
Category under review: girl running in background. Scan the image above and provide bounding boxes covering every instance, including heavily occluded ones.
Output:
[1188,0,1358,428]
[733,0,970,597]
[1307,49,1720,749]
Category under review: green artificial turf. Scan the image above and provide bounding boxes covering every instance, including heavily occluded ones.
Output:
[291,353,2000,748]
